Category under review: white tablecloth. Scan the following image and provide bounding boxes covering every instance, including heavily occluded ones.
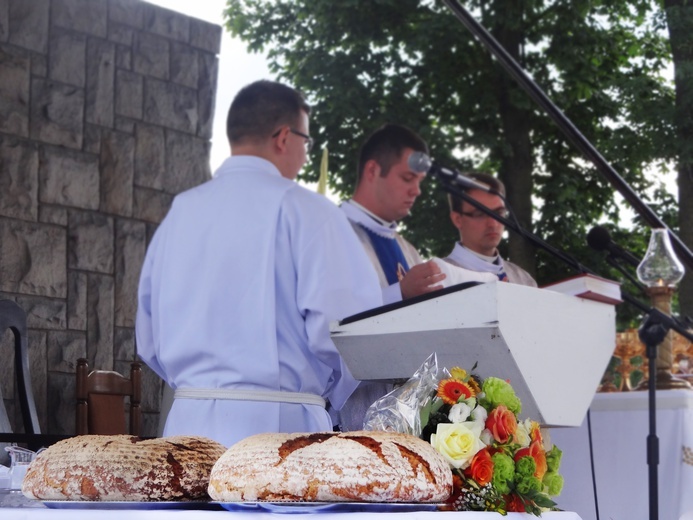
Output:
[0,508,582,520]
[550,389,693,520]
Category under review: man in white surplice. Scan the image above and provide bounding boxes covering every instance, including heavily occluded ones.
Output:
[336,124,447,431]
[136,80,382,447]
[445,173,537,287]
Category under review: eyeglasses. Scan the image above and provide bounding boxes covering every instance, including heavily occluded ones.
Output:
[272,127,314,152]
[460,208,509,220]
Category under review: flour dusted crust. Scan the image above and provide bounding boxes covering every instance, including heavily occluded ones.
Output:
[208,431,452,503]
[22,435,226,501]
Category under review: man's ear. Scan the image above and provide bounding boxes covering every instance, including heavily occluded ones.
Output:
[362,159,381,183]
[450,210,464,230]
[273,127,289,153]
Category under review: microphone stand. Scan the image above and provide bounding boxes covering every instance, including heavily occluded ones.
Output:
[439,176,693,520]
[441,0,693,271]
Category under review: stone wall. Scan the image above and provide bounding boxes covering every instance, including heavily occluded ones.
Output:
[0,0,221,437]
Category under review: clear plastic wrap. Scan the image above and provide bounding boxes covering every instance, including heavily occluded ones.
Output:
[362,353,439,436]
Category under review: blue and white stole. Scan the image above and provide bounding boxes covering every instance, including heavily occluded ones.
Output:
[341,200,410,285]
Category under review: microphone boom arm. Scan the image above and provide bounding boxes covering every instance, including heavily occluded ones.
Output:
[438,175,693,343]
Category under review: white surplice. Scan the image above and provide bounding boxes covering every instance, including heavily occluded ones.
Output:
[136,156,382,447]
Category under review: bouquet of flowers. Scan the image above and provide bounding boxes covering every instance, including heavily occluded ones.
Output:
[363,354,564,516]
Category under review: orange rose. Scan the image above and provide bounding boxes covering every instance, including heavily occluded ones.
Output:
[465,448,494,486]
[485,405,517,444]
[514,440,548,479]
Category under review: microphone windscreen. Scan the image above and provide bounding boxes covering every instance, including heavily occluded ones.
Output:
[587,226,612,251]
[407,151,431,173]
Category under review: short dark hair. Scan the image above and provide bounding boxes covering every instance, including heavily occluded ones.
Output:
[226,80,311,145]
[448,173,506,213]
[356,124,428,184]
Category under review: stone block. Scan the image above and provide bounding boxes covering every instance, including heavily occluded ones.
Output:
[68,210,114,273]
[139,363,162,413]
[47,372,74,435]
[0,45,30,137]
[52,0,107,38]
[133,31,168,80]
[28,329,46,430]
[49,28,86,87]
[30,51,47,77]
[86,38,115,127]
[134,123,164,190]
[133,186,172,223]
[114,326,134,361]
[108,21,133,46]
[114,115,135,134]
[108,0,143,29]
[0,136,38,220]
[8,0,49,53]
[87,273,114,370]
[116,45,131,69]
[197,52,217,140]
[67,270,87,330]
[189,18,221,54]
[47,330,86,373]
[39,205,68,226]
[115,69,142,119]
[39,146,99,210]
[15,295,67,330]
[144,78,197,135]
[0,0,7,42]
[165,130,210,194]
[100,129,134,216]
[143,3,188,42]
[140,411,159,438]
[83,123,101,154]
[0,220,67,297]
[170,41,197,89]
[30,79,84,149]
[115,219,145,328]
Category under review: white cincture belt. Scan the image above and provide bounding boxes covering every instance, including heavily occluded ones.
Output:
[173,388,326,408]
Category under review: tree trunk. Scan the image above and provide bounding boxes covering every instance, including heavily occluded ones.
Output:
[491,1,536,278]
[664,0,693,318]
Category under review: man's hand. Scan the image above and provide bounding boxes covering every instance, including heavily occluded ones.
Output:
[399,260,446,299]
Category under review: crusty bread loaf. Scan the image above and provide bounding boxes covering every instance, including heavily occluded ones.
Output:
[208,431,451,503]
[22,435,226,501]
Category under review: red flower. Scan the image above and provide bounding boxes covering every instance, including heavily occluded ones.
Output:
[514,440,548,479]
[505,493,526,512]
[437,378,475,405]
[485,405,517,444]
[465,448,494,486]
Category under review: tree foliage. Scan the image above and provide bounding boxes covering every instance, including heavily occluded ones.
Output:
[225,0,679,327]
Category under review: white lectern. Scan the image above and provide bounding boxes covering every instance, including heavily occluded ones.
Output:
[330,282,615,427]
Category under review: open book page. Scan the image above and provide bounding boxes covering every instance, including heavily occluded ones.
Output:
[431,258,497,288]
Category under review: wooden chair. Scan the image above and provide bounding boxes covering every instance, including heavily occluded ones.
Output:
[75,358,142,436]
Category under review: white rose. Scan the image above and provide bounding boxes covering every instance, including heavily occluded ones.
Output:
[430,422,486,469]
[515,419,532,448]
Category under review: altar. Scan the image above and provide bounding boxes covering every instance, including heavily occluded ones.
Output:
[550,389,693,520]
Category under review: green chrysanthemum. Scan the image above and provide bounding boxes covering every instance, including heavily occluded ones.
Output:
[481,377,522,415]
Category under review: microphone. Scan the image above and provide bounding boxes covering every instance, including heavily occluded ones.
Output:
[408,152,492,193]
[587,226,641,267]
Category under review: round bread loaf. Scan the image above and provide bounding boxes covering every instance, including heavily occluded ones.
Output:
[208,431,452,503]
[22,435,226,501]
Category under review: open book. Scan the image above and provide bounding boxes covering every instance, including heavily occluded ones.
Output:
[542,273,622,305]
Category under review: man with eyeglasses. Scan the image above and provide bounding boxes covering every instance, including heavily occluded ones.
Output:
[136,80,382,447]
[445,173,537,286]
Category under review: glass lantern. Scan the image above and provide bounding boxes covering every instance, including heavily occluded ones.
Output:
[636,229,685,288]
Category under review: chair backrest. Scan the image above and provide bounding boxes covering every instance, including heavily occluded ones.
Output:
[0,300,40,435]
[75,358,142,436]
